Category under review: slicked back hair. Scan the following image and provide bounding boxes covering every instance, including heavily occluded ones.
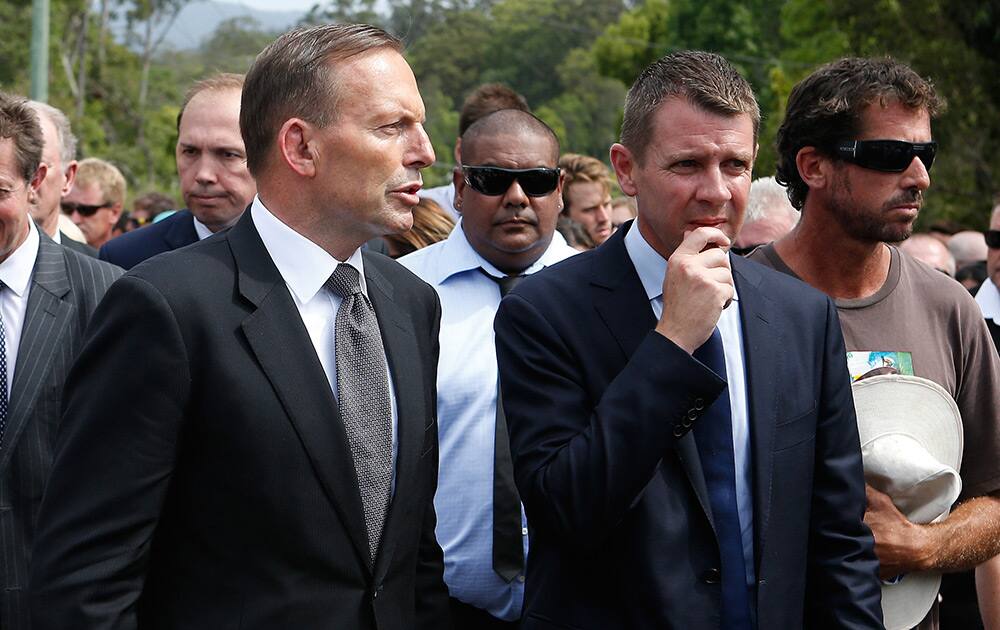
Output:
[776,57,944,210]
[241,23,402,176]
[27,101,77,167]
[0,92,43,183]
[458,83,530,137]
[176,73,245,131]
[620,50,760,164]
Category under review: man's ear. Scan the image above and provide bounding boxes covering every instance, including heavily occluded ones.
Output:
[278,118,318,178]
[796,146,830,191]
[452,166,464,215]
[28,162,48,201]
[62,160,78,195]
[609,143,639,197]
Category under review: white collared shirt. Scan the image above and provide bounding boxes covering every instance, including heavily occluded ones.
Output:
[399,221,577,620]
[192,216,214,241]
[250,196,397,480]
[0,220,40,397]
[623,219,755,586]
[976,278,1000,324]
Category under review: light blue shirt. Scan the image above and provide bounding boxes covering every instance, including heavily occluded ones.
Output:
[399,222,577,620]
[623,219,756,586]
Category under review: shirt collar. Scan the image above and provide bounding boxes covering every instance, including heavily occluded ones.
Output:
[192,216,214,240]
[976,278,1000,322]
[434,218,570,284]
[250,195,366,304]
[0,219,39,297]
[623,217,739,303]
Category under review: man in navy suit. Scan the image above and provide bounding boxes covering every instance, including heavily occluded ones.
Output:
[494,51,883,629]
[99,73,256,269]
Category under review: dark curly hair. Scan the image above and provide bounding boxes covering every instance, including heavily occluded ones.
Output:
[776,57,944,210]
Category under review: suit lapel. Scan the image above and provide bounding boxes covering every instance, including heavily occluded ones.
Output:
[0,235,73,471]
[731,256,778,575]
[363,255,426,581]
[589,225,713,527]
[229,214,372,571]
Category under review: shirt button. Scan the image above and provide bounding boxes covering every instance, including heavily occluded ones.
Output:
[517,575,526,583]
[522,527,528,536]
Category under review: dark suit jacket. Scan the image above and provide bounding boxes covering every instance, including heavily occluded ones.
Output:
[58,231,97,257]
[98,209,198,270]
[494,224,883,630]
[0,230,121,630]
[30,212,450,629]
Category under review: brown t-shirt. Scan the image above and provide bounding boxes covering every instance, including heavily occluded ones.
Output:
[752,244,1000,501]
[752,244,1000,629]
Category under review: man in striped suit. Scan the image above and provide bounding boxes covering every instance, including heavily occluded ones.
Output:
[0,92,122,630]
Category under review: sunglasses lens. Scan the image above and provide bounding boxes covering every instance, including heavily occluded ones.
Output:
[848,141,938,172]
[986,230,1000,249]
[61,202,105,216]
[517,170,559,196]
[466,168,515,196]
[464,167,559,197]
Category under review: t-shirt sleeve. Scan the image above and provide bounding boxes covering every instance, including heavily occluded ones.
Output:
[955,304,1000,500]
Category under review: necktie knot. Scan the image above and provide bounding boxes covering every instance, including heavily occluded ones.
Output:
[326,264,362,298]
[479,268,525,297]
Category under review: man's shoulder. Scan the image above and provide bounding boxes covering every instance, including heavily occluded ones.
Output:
[60,233,98,257]
[896,247,980,309]
[396,238,447,280]
[365,248,437,300]
[100,210,194,266]
[513,246,602,306]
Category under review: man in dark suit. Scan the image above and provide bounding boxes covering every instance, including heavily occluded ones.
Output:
[23,101,96,257]
[0,93,122,630]
[31,24,450,629]
[494,51,883,629]
[99,73,255,270]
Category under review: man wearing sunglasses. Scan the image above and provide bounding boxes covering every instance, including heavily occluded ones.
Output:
[494,51,881,630]
[752,57,1000,629]
[400,109,576,628]
[976,203,1000,351]
[60,157,125,250]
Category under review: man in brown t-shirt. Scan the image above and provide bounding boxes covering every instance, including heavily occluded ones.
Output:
[750,57,1000,629]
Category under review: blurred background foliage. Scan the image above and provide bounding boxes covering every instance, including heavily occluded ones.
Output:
[1,0,998,227]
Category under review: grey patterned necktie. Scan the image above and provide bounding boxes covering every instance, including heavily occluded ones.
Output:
[326,263,393,565]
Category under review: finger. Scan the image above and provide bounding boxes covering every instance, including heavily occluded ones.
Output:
[674,227,730,256]
[693,247,732,269]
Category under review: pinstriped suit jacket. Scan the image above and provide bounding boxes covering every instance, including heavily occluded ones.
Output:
[0,230,122,630]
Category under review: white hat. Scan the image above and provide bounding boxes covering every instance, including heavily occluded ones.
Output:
[852,374,963,630]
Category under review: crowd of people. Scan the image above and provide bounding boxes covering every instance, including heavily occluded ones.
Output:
[0,20,998,630]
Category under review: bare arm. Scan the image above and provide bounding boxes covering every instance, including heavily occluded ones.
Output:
[865,488,1000,577]
[977,554,1000,629]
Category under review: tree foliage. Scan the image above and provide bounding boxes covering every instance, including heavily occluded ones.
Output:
[1,0,997,225]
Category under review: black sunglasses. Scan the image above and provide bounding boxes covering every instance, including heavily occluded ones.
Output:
[834,139,937,173]
[986,229,1000,249]
[462,165,560,197]
[61,200,112,217]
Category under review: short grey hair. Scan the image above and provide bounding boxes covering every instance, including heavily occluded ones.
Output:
[746,177,799,225]
[241,23,402,176]
[27,101,77,168]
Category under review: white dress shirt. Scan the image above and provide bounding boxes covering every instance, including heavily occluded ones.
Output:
[250,196,398,481]
[192,216,214,241]
[623,219,755,586]
[0,220,40,397]
[976,278,1000,324]
[399,222,577,620]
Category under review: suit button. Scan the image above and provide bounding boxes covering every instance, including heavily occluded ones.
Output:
[682,417,694,428]
[701,568,721,584]
[687,409,699,421]
[693,398,705,410]
[672,424,686,438]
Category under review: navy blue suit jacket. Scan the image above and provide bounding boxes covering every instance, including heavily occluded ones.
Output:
[494,223,883,630]
[99,209,198,270]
